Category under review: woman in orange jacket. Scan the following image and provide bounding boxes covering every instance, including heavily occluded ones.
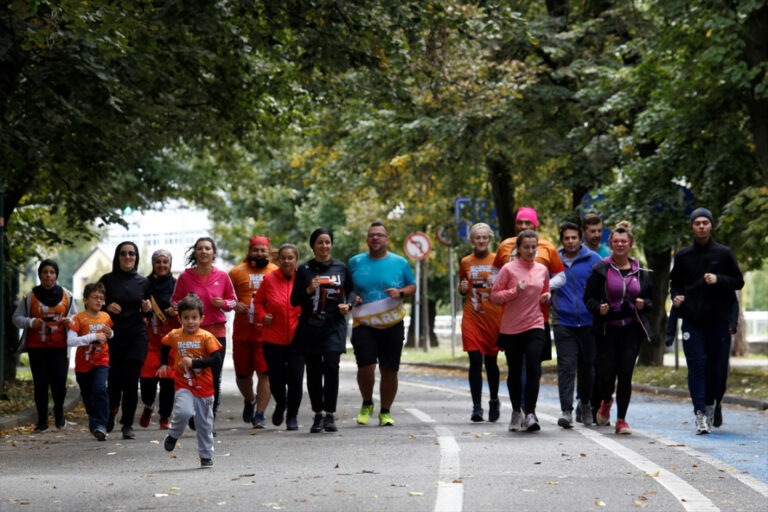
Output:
[253,244,304,431]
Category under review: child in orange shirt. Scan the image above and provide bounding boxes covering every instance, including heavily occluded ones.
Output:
[67,283,114,441]
[159,293,223,469]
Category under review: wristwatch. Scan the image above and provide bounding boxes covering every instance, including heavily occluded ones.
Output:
[399,290,404,298]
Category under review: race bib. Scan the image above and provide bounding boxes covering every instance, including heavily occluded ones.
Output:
[352,297,407,329]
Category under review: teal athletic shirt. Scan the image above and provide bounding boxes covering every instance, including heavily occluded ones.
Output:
[348,252,416,304]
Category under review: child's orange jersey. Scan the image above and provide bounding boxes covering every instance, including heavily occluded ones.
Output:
[69,311,113,372]
[162,327,222,397]
[459,252,502,354]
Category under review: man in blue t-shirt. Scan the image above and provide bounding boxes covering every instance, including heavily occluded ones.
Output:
[348,222,416,427]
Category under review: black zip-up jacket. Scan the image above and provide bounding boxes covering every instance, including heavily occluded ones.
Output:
[291,258,356,354]
[669,239,743,326]
[583,259,654,342]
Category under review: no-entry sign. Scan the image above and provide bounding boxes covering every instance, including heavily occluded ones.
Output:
[404,232,431,260]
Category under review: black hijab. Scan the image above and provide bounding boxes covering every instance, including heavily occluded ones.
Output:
[33,259,64,307]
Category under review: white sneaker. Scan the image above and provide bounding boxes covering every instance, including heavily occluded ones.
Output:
[695,411,710,435]
[557,411,573,429]
[524,413,541,432]
[508,411,524,432]
[705,405,715,430]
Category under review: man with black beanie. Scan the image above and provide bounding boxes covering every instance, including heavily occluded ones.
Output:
[670,208,743,435]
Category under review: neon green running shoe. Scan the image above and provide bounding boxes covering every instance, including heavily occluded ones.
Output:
[378,412,395,426]
[357,404,374,425]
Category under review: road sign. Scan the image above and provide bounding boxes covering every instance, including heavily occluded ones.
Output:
[404,232,431,260]
[454,197,498,240]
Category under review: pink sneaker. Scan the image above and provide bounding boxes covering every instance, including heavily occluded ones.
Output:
[596,398,613,426]
[615,419,631,435]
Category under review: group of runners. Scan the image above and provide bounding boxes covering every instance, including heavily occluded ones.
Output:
[13,207,743,468]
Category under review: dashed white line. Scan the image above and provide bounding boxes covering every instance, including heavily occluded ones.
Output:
[406,407,463,512]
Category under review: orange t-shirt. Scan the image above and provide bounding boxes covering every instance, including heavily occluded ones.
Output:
[162,327,222,397]
[229,261,278,341]
[492,237,564,320]
[459,252,502,354]
[69,311,113,372]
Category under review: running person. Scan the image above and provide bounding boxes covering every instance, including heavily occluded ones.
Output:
[139,250,178,430]
[458,223,503,423]
[583,222,653,435]
[670,207,743,434]
[491,230,550,432]
[229,236,278,428]
[349,222,416,427]
[291,228,356,433]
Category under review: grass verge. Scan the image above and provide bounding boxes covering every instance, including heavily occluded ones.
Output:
[401,346,768,401]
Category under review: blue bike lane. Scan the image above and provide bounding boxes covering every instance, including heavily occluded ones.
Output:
[404,371,768,485]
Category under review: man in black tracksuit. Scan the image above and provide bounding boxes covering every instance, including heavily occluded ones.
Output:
[669,208,743,435]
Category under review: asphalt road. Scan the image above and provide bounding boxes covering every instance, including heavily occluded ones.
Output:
[1,360,766,512]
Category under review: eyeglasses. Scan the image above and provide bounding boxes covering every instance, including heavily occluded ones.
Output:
[120,251,136,257]
[367,233,388,238]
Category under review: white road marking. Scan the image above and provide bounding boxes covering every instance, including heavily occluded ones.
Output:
[406,407,463,512]
[401,380,732,512]
[635,430,768,499]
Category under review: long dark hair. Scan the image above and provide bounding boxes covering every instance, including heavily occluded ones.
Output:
[185,237,217,267]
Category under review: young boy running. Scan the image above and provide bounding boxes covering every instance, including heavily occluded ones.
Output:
[159,292,223,468]
[67,282,114,441]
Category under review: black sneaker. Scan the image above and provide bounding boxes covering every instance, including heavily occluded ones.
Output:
[122,426,136,440]
[188,416,196,431]
[323,413,337,432]
[310,414,323,433]
[200,458,213,468]
[163,435,178,452]
[713,402,723,428]
[55,414,66,429]
[488,399,500,423]
[106,408,117,433]
[242,399,255,423]
[93,428,107,442]
[34,423,48,432]
[286,416,298,431]
[272,403,286,426]
[471,404,484,422]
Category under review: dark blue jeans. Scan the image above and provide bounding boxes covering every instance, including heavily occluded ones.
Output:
[76,365,109,433]
[682,321,730,413]
[554,325,596,413]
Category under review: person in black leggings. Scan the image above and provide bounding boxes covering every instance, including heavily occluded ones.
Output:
[583,222,653,435]
[99,242,151,440]
[291,229,355,433]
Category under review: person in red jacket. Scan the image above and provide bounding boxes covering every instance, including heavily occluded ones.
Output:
[253,244,303,431]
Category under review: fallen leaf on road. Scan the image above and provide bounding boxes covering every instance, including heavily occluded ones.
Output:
[154,493,168,498]
[474,434,481,438]
[595,500,606,507]
[217,501,227,505]
[534,462,541,465]
[239,474,256,477]
[580,453,587,457]
[646,471,660,477]
[220,453,231,457]
[637,496,648,501]
[107,452,117,456]
[547,481,559,485]
[150,440,160,444]
[168,487,180,491]
[408,492,424,496]
[633,500,647,508]
[408,434,417,440]
[334,463,339,468]
[670,467,677,471]
[692,465,698,468]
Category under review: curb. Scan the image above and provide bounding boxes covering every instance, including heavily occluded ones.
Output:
[401,362,768,411]
[0,385,81,431]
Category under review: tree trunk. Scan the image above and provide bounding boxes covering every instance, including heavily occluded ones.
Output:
[3,262,19,390]
[637,248,671,366]
[405,299,438,348]
[732,290,749,356]
[486,153,516,239]
[742,4,768,180]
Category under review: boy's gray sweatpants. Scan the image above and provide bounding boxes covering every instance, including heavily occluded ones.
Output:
[169,388,214,459]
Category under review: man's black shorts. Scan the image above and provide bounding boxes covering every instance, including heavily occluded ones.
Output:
[351,322,405,371]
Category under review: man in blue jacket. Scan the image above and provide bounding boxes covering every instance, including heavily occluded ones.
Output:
[551,222,602,428]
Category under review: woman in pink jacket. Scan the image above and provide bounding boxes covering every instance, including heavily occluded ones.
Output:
[172,237,236,418]
[491,230,550,433]
[253,243,303,431]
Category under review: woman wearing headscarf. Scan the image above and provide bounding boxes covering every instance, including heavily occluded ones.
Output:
[291,228,356,433]
[13,259,77,431]
[99,242,151,439]
[138,250,178,429]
